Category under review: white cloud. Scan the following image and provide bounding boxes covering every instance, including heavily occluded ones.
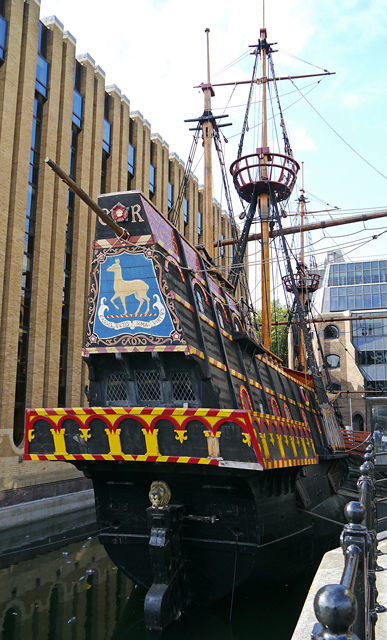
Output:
[340,93,366,110]
[290,126,317,151]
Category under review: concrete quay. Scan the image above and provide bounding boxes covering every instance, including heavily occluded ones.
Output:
[291,532,387,639]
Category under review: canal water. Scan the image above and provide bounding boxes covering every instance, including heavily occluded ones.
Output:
[0,518,315,640]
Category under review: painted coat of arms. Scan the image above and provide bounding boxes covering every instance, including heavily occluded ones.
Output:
[86,248,182,348]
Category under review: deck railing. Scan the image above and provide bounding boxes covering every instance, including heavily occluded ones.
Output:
[311,442,386,640]
[341,429,372,458]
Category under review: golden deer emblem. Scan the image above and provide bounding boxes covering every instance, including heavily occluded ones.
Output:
[106,258,150,315]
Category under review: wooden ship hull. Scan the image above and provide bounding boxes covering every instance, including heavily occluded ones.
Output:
[24,190,349,613]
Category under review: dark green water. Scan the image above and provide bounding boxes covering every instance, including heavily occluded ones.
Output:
[0,526,314,640]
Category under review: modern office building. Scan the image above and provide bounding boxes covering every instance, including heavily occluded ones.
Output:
[0,0,236,500]
[312,249,387,431]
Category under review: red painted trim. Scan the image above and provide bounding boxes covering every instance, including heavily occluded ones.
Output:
[239,385,253,411]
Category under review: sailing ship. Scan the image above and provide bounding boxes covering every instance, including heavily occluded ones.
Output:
[23,23,365,630]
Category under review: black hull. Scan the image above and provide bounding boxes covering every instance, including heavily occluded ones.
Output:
[78,457,349,603]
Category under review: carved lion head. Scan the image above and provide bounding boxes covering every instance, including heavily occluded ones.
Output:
[149,480,171,508]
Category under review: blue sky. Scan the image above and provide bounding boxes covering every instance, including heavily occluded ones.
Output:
[40,0,387,290]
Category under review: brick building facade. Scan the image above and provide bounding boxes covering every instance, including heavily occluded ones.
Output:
[0,0,236,494]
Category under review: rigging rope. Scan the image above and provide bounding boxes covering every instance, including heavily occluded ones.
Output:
[237,45,260,158]
[170,123,201,227]
[227,79,323,140]
[268,52,293,157]
[278,48,330,73]
[290,79,387,181]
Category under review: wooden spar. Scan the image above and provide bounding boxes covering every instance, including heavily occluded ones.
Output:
[260,27,272,353]
[266,314,387,326]
[203,29,214,259]
[194,71,335,89]
[45,157,130,240]
[215,208,387,247]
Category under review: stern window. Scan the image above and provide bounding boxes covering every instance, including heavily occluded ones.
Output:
[172,371,196,402]
[136,370,161,403]
[107,373,129,404]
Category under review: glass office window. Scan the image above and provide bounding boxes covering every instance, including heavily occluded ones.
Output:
[168,182,173,210]
[102,119,111,154]
[329,261,387,287]
[149,164,155,195]
[0,13,7,64]
[128,143,135,175]
[330,283,387,311]
[198,211,203,237]
[184,198,188,226]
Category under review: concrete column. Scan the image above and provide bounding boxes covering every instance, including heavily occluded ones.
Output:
[42,30,76,406]
[118,94,130,192]
[105,84,122,193]
[68,59,105,406]
[169,153,184,233]
[26,17,73,408]
[0,0,26,325]
[0,0,40,449]
[160,143,169,215]
[141,118,151,196]
[150,133,164,211]
[130,112,145,192]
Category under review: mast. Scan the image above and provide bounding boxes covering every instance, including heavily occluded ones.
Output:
[229,24,299,351]
[298,163,306,371]
[259,26,271,352]
[202,28,214,259]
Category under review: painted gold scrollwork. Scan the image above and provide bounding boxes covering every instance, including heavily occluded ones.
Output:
[174,430,188,444]
[79,428,91,441]
[242,432,252,447]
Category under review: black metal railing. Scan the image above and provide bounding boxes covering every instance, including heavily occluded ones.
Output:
[311,442,386,640]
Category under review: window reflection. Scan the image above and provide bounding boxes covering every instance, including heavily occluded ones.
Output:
[0,14,6,65]
[329,260,387,287]
[324,325,339,339]
[330,283,387,311]
[325,353,340,368]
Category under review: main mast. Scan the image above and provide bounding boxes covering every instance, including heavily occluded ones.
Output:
[298,165,307,371]
[229,26,299,353]
[202,28,214,259]
[259,26,271,351]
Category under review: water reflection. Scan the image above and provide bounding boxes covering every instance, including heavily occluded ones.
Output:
[0,528,313,640]
[0,534,132,640]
